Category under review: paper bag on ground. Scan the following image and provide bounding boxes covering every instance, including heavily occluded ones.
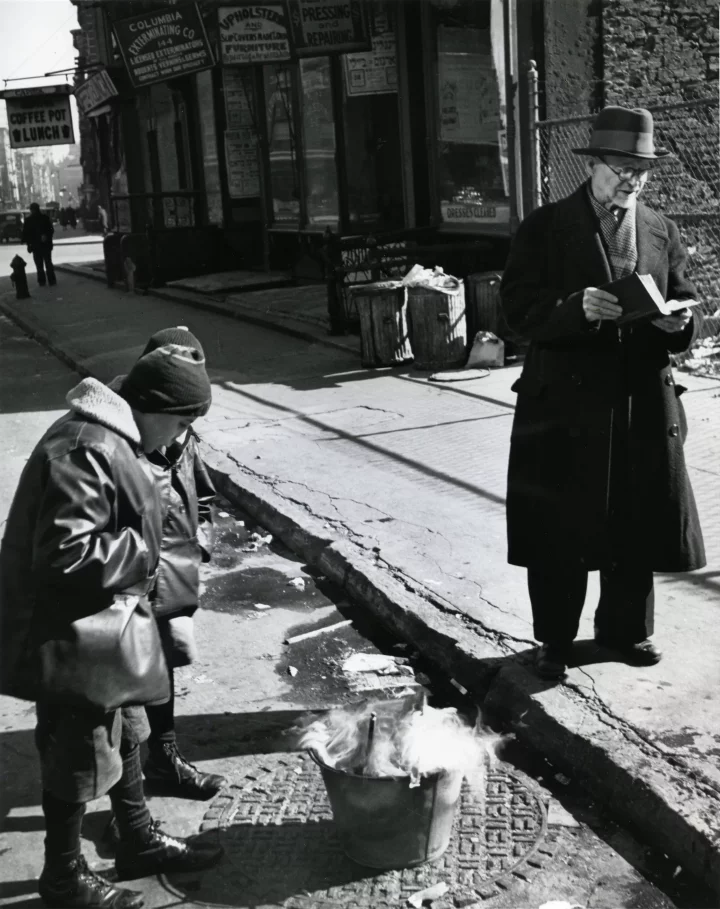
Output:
[467,331,505,368]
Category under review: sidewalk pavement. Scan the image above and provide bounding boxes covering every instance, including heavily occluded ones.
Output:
[2,268,720,896]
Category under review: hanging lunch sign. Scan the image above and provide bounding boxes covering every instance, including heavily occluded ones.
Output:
[217,4,293,65]
[1,85,75,149]
[286,0,370,57]
[113,4,214,88]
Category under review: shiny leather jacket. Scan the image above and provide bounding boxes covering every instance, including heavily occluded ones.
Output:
[147,429,215,618]
[0,378,163,702]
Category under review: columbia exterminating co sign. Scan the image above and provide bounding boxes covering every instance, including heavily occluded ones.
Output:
[2,85,75,149]
[113,3,214,88]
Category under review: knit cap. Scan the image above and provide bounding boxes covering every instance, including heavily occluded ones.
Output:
[121,343,212,416]
[141,325,204,358]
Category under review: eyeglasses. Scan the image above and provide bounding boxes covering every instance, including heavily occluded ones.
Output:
[601,159,653,181]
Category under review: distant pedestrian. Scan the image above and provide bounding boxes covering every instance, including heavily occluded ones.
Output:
[0,342,223,908]
[500,106,706,681]
[22,202,56,287]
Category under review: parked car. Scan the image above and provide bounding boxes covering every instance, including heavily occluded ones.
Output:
[0,210,28,244]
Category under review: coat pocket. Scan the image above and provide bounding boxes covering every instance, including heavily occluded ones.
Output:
[511,376,546,398]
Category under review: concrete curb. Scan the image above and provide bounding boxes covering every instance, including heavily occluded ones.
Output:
[3,291,719,897]
[53,263,359,358]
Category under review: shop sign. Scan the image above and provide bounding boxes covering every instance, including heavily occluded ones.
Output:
[441,200,510,225]
[343,30,396,96]
[218,5,292,65]
[2,85,75,148]
[225,128,260,198]
[113,4,214,88]
[287,0,370,57]
[74,69,118,115]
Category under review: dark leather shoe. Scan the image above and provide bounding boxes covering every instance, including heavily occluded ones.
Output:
[535,643,569,680]
[39,855,144,908]
[115,820,224,880]
[143,743,227,799]
[595,637,662,665]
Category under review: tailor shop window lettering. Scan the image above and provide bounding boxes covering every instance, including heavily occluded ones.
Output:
[264,64,301,224]
[432,0,509,226]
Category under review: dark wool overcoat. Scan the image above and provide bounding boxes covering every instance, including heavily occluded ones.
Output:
[500,184,706,572]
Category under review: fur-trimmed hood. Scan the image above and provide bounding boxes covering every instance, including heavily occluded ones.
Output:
[66,377,140,445]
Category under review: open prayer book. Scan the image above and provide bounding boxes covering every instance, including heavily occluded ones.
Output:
[599,273,701,326]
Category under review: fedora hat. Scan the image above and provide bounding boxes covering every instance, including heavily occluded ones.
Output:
[572,106,670,159]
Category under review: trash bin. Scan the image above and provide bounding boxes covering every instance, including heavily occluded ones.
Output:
[465,271,503,343]
[351,281,414,368]
[310,749,463,869]
[407,283,467,370]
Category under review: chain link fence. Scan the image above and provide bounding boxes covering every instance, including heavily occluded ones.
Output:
[530,79,719,360]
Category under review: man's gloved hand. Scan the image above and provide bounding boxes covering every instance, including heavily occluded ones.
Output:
[582,287,623,322]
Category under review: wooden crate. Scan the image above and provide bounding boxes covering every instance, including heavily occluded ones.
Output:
[407,284,467,371]
[351,282,414,368]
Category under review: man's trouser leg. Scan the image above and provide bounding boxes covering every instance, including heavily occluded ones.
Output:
[44,249,56,285]
[527,565,589,645]
[595,561,655,644]
[33,250,46,285]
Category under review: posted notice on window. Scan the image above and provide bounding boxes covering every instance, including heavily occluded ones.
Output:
[225,128,260,199]
[343,31,396,96]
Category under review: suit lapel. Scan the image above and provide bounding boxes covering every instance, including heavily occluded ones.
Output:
[557,185,612,286]
[635,203,667,277]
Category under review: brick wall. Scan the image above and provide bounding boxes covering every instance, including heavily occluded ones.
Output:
[602,0,718,96]
[602,0,719,317]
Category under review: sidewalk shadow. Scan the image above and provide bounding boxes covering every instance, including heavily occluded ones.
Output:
[162,822,375,907]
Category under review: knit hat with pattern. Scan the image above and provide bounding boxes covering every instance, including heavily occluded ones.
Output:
[141,325,204,358]
[121,343,212,416]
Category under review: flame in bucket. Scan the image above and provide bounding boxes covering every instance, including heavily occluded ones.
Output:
[295,695,501,787]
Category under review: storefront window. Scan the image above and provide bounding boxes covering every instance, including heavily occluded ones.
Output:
[432,0,509,227]
[299,57,339,228]
[136,83,195,228]
[341,2,403,229]
[264,64,301,225]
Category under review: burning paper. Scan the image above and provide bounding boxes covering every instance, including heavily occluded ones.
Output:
[295,695,500,787]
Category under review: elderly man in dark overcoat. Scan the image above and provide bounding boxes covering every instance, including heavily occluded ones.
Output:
[500,106,706,681]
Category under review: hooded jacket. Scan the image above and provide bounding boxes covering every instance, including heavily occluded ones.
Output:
[0,378,163,702]
[108,376,216,618]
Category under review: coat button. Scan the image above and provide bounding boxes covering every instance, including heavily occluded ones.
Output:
[571,375,582,386]
[669,424,680,437]
[664,374,674,386]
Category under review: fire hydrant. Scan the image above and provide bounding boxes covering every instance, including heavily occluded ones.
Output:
[10,255,30,300]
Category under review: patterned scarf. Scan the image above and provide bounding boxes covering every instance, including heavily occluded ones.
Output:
[587,183,638,279]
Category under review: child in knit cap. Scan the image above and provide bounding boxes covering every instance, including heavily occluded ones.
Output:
[113,327,226,806]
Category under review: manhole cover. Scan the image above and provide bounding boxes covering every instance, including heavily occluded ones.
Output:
[162,753,553,908]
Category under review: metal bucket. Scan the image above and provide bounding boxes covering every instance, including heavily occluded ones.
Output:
[310,750,463,869]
